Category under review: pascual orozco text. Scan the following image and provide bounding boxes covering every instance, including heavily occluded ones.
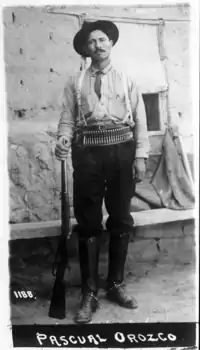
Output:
[36,331,177,346]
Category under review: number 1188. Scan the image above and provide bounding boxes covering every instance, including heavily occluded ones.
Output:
[13,291,34,299]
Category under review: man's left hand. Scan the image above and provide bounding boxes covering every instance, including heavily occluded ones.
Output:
[133,158,146,182]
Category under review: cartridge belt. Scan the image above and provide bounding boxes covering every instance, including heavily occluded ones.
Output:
[73,124,133,147]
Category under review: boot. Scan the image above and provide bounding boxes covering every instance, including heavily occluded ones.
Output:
[106,232,138,309]
[74,236,100,323]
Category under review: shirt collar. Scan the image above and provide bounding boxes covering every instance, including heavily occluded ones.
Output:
[89,61,113,76]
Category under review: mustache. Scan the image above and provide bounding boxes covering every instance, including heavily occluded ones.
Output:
[95,49,106,53]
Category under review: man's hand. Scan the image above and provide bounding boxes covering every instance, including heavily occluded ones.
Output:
[133,158,146,182]
[55,136,70,161]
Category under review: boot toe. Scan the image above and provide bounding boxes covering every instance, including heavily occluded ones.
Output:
[120,295,138,309]
[74,309,92,324]
[107,287,138,309]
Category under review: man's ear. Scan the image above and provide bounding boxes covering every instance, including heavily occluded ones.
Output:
[109,39,114,48]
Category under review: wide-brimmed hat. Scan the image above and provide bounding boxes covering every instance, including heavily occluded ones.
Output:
[73,20,119,57]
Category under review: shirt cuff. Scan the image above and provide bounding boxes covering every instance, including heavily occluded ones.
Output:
[135,149,149,159]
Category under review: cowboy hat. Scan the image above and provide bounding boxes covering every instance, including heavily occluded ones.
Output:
[73,20,119,57]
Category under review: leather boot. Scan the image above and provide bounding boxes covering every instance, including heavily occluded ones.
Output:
[106,232,138,309]
[74,236,100,323]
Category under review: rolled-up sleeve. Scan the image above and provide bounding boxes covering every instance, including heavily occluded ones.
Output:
[129,80,149,159]
[57,76,76,144]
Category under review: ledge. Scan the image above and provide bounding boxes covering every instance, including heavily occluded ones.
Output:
[10,208,195,240]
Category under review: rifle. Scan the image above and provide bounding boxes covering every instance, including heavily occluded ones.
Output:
[48,159,71,319]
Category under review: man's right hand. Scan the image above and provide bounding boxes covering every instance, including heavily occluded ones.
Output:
[55,136,70,161]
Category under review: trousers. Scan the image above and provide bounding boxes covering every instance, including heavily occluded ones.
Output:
[71,139,136,238]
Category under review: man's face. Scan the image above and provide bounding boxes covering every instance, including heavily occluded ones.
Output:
[85,30,113,61]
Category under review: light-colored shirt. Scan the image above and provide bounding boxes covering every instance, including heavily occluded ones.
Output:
[58,62,149,158]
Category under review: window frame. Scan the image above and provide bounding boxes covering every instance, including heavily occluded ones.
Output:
[145,90,168,136]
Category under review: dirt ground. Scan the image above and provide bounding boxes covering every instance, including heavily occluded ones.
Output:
[10,249,197,325]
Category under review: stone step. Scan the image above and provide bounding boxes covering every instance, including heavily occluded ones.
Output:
[10,208,195,240]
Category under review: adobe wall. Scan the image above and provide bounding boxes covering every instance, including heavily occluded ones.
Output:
[3,5,193,223]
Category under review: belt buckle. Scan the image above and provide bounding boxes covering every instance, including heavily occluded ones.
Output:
[74,128,84,146]
[97,124,106,131]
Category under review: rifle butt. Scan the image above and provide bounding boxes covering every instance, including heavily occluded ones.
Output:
[48,279,66,319]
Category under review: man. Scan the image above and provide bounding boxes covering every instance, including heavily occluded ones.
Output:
[55,20,149,324]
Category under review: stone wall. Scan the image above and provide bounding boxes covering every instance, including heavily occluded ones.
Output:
[4,4,193,224]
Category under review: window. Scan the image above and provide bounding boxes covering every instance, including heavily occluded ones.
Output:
[142,93,160,131]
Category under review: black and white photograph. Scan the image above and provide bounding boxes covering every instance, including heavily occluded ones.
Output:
[0,1,198,348]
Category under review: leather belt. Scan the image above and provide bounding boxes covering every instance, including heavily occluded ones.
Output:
[73,124,134,147]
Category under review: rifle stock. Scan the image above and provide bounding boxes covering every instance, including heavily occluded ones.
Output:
[48,159,71,319]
